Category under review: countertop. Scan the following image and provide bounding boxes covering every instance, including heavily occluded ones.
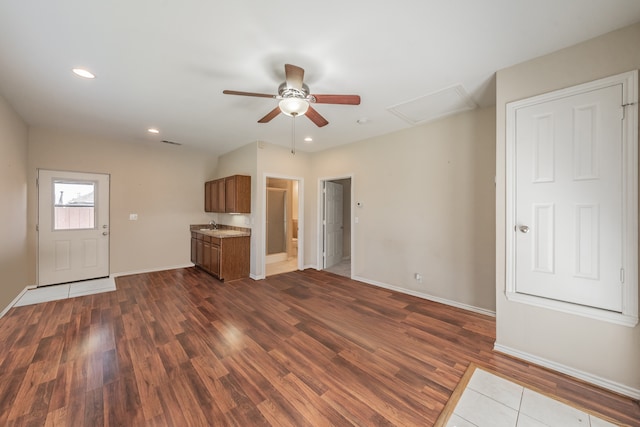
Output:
[190,224,251,238]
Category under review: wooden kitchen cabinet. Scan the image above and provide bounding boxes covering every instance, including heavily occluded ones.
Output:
[225,175,251,213]
[191,230,249,281]
[205,178,225,213]
[212,178,225,213]
[210,242,221,277]
[190,235,198,264]
[204,181,212,212]
[203,240,212,271]
[204,175,250,213]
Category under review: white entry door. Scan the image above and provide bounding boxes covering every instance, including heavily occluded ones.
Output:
[38,170,110,286]
[513,84,624,312]
[324,181,344,268]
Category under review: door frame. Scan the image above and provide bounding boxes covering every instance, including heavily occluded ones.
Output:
[37,168,111,286]
[505,70,638,326]
[262,173,304,277]
[318,174,354,277]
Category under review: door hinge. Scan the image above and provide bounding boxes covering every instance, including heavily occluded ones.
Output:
[36,177,39,187]
[621,102,637,120]
[620,268,625,283]
[36,224,39,231]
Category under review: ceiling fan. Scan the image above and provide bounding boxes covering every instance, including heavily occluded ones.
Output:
[223,64,360,127]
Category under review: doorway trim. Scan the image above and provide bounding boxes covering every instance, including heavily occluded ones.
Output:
[318,174,354,277]
[37,169,110,286]
[262,173,304,278]
[505,70,638,326]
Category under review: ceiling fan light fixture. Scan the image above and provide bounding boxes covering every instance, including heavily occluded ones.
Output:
[279,97,309,117]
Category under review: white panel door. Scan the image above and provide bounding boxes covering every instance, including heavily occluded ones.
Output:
[514,84,623,311]
[324,181,344,268]
[38,170,110,286]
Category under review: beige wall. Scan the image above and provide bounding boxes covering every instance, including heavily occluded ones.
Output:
[257,142,314,277]
[496,23,640,394]
[215,142,258,272]
[312,106,496,312]
[0,94,28,311]
[27,128,218,280]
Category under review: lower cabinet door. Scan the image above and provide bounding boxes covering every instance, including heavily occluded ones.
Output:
[211,245,221,278]
[203,242,211,271]
[196,239,204,266]
[191,238,197,264]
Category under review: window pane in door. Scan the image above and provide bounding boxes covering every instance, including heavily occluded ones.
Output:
[53,181,95,230]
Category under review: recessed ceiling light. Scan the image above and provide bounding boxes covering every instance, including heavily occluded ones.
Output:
[304,137,313,143]
[357,117,370,124]
[72,68,95,79]
[148,128,160,134]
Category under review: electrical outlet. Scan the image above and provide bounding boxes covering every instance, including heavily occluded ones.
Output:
[414,273,423,283]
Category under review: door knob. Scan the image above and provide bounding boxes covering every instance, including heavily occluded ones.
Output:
[102,231,109,236]
[518,225,529,233]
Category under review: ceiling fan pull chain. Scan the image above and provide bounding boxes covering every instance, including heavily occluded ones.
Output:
[291,113,297,155]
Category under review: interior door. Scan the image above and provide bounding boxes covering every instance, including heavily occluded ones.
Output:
[38,170,110,286]
[324,181,344,268]
[514,84,623,311]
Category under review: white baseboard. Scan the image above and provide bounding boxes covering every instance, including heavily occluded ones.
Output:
[111,264,195,278]
[494,343,640,399]
[351,275,496,317]
[0,285,36,318]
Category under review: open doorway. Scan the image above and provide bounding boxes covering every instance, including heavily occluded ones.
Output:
[320,177,352,277]
[265,177,301,276]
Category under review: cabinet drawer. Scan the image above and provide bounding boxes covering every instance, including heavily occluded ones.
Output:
[211,237,221,246]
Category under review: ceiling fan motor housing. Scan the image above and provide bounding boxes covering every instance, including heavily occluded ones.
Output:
[278,82,309,100]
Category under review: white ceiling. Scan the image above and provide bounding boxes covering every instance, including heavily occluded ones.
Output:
[1,1,640,156]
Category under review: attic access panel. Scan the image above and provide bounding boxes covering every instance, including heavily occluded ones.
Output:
[387,84,477,125]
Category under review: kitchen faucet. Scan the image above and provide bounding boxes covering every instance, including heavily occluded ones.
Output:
[209,220,218,229]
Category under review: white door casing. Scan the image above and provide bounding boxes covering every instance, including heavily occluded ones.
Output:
[324,181,344,268]
[38,170,110,286]
[506,70,638,326]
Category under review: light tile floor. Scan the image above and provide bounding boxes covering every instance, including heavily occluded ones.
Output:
[324,258,351,278]
[265,258,298,277]
[446,367,619,427]
[13,277,116,307]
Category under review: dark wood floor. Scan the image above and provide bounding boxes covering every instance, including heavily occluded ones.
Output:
[0,268,638,426]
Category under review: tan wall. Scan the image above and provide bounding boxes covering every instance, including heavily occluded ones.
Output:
[27,128,218,280]
[0,94,28,311]
[312,106,497,311]
[215,142,258,272]
[257,142,314,278]
[495,23,640,392]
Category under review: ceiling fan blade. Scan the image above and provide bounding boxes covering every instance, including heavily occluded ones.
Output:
[258,106,281,123]
[305,106,329,127]
[284,64,304,90]
[311,94,361,105]
[223,90,277,99]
